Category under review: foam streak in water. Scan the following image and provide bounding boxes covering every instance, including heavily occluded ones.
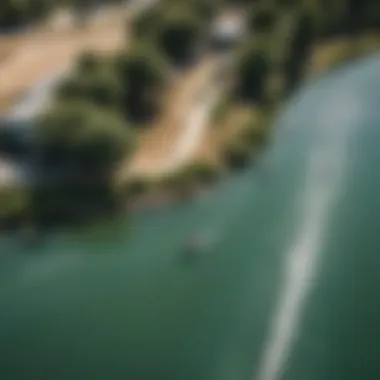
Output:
[255,91,359,380]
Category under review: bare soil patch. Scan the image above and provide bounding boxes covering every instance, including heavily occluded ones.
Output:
[0,14,127,113]
[123,55,218,179]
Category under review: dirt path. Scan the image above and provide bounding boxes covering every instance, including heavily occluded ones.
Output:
[124,55,221,179]
[0,13,127,114]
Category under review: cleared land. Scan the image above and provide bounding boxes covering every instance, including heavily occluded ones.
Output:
[0,11,127,113]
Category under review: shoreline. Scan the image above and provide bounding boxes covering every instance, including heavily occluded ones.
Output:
[126,183,212,214]
[0,182,212,235]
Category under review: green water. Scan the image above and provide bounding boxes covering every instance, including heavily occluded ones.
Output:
[2,54,380,380]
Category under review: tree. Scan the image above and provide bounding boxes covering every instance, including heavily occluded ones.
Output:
[241,122,268,147]
[0,0,55,29]
[33,100,134,224]
[58,70,123,109]
[0,0,30,29]
[188,0,215,21]
[224,0,259,8]
[283,12,315,93]
[344,0,380,32]
[72,110,133,172]
[28,0,53,22]
[114,44,169,123]
[275,0,298,7]
[235,44,270,104]
[59,43,169,124]
[0,126,11,153]
[0,185,30,225]
[162,0,217,22]
[186,162,221,184]
[132,2,167,39]
[115,44,168,90]
[76,51,105,74]
[37,101,134,173]
[157,12,203,67]
[222,141,252,169]
[0,126,26,156]
[248,6,277,33]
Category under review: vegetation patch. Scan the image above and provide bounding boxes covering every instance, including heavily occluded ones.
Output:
[222,140,253,170]
[121,176,153,198]
[0,185,30,228]
[186,162,222,185]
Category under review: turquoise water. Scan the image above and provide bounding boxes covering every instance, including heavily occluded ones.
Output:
[1,54,380,380]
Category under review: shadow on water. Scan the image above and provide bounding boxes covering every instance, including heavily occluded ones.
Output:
[1,212,130,257]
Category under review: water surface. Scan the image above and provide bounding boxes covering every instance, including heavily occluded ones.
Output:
[1,54,380,380]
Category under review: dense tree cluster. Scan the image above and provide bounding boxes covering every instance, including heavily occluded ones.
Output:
[157,11,203,67]
[37,101,134,174]
[235,41,270,104]
[115,44,169,122]
[58,43,169,122]
[248,6,277,33]
[234,0,380,103]
[0,0,52,29]
[30,99,132,221]
[132,0,211,67]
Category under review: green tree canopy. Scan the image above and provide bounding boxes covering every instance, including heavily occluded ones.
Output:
[248,6,277,33]
[37,101,134,173]
[115,44,168,91]
[235,43,270,104]
[156,11,203,67]
[76,51,106,74]
[132,4,165,39]
[283,12,315,92]
[132,0,211,40]
[114,44,169,122]
[58,69,123,109]
[0,0,32,28]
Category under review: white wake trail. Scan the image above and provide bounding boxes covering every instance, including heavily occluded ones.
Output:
[255,90,360,380]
